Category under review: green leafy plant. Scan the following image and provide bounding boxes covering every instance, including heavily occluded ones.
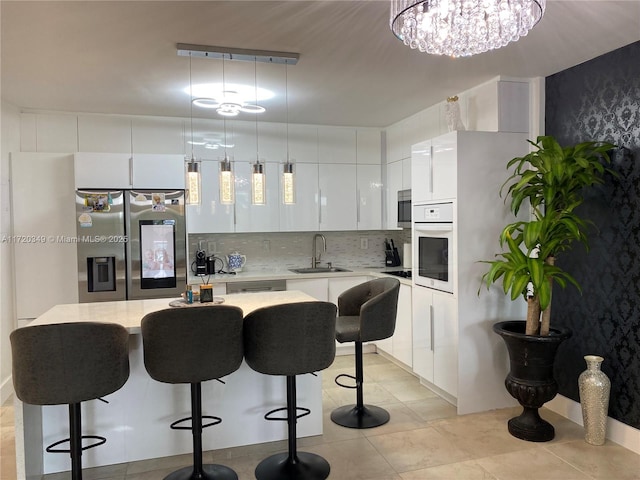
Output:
[481,136,615,336]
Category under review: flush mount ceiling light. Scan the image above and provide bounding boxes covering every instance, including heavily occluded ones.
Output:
[178,43,299,117]
[390,0,545,57]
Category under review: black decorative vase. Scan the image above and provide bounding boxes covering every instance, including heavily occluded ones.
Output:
[493,320,572,442]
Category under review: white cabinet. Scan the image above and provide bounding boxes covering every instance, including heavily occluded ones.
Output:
[288,124,318,163]
[386,157,412,229]
[412,287,457,398]
[132,117,185,154]
[11,153,79,319]
[279,163,319,232]
[318,126,356,164]
[392,284,413,367]
[74,152,185,189]
[286,278,328,301]
[132,154,186,189]
[411,134,456,203]
[186,160,234,234]
[234,160,280,233]
[328,276,369,306]
[319,164,357,231]
[356,130,381,164]
[78,115,132,153]
[357,164,382,230]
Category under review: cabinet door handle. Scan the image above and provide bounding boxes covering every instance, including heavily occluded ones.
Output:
[429,304,434,351]
[129,156,134,187]
[429,145,433,194]
[356,188,361,223]
[318,188,322,224]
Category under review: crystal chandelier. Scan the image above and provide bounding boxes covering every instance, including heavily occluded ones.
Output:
[390,0,545,57]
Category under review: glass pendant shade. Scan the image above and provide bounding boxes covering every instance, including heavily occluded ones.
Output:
[219,156,235,205]
[283,160,296,205]
[251,160,266,205]
[390,0,545,57]
[186,158,201,205]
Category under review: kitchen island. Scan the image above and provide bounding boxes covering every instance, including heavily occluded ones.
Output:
[15,291,323,478]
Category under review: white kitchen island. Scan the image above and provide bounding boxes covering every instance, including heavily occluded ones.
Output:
[15,291,324,478]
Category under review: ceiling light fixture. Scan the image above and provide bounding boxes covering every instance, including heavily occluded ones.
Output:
[282,60,296,205]
[219,54,235,206]
[251,59,266,206]
[390,0,545,57]
[185,53,201,206]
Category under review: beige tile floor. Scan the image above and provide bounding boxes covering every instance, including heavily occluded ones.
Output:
[2,353,639,479]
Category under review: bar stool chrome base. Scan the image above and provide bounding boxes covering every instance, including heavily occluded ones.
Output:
[330,404,390,429]
[165,464,238,480]
[255,451,330,480]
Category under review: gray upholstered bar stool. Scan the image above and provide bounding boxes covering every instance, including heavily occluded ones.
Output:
[141,305,244,480]
[10,322,130,480]
[243,301,337,480]
[331,277,400,429]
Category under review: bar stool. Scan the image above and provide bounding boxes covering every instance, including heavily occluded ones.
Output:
[331,278,400,429]
[141,305,244,480]
[243,301,337,480]
[10,322,130,480]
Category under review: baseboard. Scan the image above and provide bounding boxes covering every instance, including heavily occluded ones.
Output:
[546,394,640,454]
[1,376,14,406]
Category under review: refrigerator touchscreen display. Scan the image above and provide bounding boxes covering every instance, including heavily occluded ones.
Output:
[140,220,176,289]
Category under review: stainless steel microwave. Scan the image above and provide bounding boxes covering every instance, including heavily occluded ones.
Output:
[397,189,411,228]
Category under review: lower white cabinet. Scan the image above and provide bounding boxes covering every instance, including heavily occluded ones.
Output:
[375,283,412,368]
[392,284,412,367]
[412,287,457,398]
[286,278,328,301]
[328,276,369,305]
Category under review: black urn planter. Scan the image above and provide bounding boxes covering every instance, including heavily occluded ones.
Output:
[493,320,572,442]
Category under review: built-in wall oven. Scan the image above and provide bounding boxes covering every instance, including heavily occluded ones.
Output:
[412,202,454,294]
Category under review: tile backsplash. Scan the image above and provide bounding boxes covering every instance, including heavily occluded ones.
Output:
[189,230,411,273]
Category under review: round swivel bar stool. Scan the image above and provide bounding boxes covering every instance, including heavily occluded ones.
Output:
[331,277,400,429]
[10,322,130,480]
[243,301,337,480]
[141,305,244,480]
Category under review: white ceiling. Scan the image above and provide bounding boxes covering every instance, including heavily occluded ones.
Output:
[2,1,639,128]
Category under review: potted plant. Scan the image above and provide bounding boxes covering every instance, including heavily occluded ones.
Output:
[481,135,615,442]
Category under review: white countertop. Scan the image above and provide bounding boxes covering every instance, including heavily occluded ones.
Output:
[188,266,412,286]
[29,290,317,333]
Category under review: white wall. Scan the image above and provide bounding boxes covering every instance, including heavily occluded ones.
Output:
[1,100,21,403]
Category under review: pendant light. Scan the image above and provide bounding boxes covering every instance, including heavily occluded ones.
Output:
[251,59,266,205]
[185,53,201,205]
[219,55,235,205]
[282,60,296,205]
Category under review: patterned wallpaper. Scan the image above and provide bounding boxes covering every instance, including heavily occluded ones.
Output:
[546,41,640,429]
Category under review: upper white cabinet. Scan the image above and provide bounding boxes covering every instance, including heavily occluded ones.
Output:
[356,130,382,165]
[132,117,185,154]
[318,126,356,164]
[288,124,318,163]
[234,160,280,232]
[132,154,186,189]
[411,133,457,203]
[319,164,357,231]
[74,152,185,189]
[385,158,411,229]
[356,164,382,230]
[186,159,234,234]
[280,163,319,232]
[78,115,132,153]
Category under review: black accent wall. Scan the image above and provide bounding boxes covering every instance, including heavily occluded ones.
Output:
[546,40,640,429]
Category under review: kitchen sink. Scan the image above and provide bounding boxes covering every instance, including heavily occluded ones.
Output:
[289,267,351,274]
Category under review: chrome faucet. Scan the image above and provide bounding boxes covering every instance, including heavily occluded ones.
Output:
[312,233,326,268]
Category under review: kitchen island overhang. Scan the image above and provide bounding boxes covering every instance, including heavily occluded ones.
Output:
[15,291,325,477]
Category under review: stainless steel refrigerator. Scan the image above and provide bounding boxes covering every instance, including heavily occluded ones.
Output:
[76,189,186,302]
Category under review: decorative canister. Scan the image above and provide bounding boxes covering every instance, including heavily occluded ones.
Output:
[445,96,466,132]
[226,252,247,272]
[578,355,611,445]
[199,284,213,303]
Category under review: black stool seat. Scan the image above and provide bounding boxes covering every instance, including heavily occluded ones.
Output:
[141,305,244,480]
[331,278,400,429]
[244,301,337,480]
[11,322,130,480]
